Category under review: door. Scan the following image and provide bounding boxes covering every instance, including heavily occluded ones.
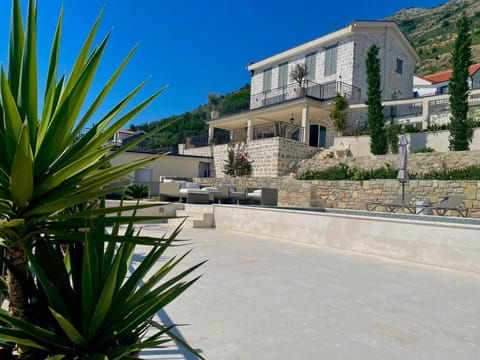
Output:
[309,125,327,148]
[319,126,327,148]
[309,124,319,147]
[198,162,210,178]
[135,168,153,182]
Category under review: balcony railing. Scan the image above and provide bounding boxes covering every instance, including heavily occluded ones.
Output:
[184,122,304,148]
[250,80,362,109]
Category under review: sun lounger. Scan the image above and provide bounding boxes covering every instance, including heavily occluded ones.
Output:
[366,194,415,213]
[431,195,468,217]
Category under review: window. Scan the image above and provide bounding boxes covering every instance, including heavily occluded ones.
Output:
[396,58,403,75]
[305,52,316,81]
[324,44,337,76]
[263,68,272,91]
[278,62,288,88]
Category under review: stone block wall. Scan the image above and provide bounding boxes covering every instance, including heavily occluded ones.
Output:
[210,138,318,178]
[194,176,480,218]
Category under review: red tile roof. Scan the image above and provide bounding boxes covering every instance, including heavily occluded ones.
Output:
[423,63,480,84]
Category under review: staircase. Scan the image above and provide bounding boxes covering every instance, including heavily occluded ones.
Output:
[168,204,215,228]
[313,148,335,160]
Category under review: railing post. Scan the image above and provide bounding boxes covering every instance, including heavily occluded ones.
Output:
[208,125,214,144]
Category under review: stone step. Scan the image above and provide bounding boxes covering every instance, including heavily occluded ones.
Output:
[168,204,215,228]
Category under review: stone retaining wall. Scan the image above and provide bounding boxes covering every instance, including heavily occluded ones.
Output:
[195,176,480,218]
[297,150,480,176]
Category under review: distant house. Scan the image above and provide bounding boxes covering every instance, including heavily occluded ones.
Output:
[413,63,480,97]
[207,20,419,151]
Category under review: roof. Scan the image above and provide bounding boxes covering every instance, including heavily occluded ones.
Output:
[247,20,420,71]
[424,63,480,84]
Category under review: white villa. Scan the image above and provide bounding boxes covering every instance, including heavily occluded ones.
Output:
[207,20,419,149]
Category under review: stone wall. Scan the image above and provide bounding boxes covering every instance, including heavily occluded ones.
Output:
[334,129,480,156]
[195,176,480,218]
[298,150,480,176]
[209,138,318,178]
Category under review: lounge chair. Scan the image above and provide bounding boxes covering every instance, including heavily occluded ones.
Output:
[431,195,468,217]
[366,194,415,213]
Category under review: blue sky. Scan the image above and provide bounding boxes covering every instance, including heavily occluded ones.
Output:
[0,0,446,127]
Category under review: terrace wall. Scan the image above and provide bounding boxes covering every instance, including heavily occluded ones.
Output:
[196,176,480,218]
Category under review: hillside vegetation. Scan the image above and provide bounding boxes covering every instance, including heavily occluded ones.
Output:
[131,84,249,149]
[388,0,480,75]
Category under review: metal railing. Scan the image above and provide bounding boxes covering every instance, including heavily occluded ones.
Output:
[252,122,303,142]
[184,122,303,148]
[250,80,361,109]
[384,102,423,118]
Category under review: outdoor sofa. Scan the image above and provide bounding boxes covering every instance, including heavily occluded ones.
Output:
[246,187,278,206]
[159,180,220,204]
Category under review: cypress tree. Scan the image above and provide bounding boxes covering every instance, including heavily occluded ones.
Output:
[449,13,473,151]
[366,44,387,155]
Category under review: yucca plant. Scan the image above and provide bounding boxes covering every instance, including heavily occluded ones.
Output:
[0,205,205,359]
[0,0,167,326]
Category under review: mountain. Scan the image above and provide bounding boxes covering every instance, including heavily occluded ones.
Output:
[388,0,480,75]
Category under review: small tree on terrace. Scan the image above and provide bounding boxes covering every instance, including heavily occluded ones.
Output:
[330,93,349,136]
[366,44,388,155]
[449,13,473,151]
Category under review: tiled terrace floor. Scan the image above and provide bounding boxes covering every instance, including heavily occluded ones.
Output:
[137,223,480,360]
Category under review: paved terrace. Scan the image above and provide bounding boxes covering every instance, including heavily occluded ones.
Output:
[137,223,480,360]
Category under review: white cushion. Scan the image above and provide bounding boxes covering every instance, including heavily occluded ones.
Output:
[202,187,218,191]
[176,180,188,188]
[247,192,261,199]
[186,182,200,189]
[253,189,262,193]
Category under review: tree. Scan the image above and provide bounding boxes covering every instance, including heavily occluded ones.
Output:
[449,13,473,151]
[366,44,388,155]
[330,93,349,136]
[290,63,309,88]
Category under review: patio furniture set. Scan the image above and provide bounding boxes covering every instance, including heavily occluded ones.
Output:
[366,194,468,217]
[159,180,278,206]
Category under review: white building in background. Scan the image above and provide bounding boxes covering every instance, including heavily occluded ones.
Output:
[413,63,480,97]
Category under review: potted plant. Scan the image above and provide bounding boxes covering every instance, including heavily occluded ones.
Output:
[290,63,309,96]
[330,92,349,136]
[208,93,221,119]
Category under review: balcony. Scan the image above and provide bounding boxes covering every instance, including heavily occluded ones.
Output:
[250,80,362,110]
[184,122,304,149]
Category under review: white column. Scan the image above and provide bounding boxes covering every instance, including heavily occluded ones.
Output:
[247,118,253,141]
[422,98,430,130]
[301,105,310,144]
[208,124,214,144]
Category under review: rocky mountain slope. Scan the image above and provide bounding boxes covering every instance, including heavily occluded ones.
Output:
[388,0,480,75]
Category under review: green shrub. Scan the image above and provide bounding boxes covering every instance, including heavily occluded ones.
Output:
[299,164,480,181]
[414,147,435,153]
[300,164,353,180]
